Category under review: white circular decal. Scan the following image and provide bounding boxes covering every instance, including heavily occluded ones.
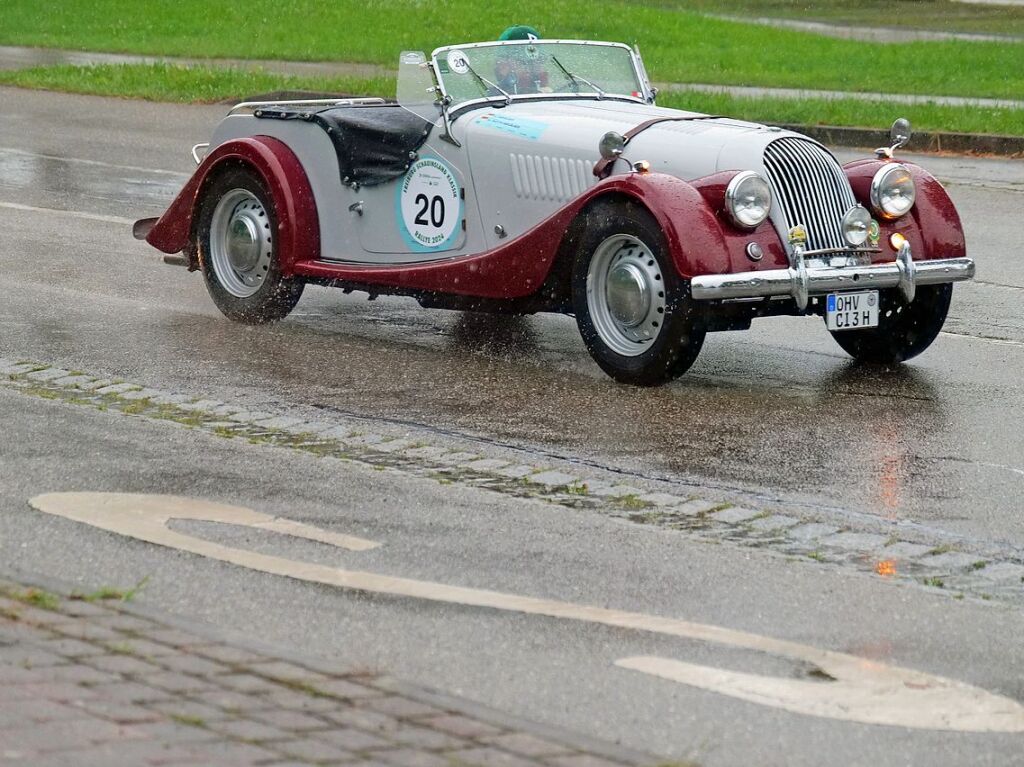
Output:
[447,50,470,75]
[399,157,461,250]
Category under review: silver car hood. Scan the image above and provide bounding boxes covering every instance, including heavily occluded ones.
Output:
[455,99,810,180]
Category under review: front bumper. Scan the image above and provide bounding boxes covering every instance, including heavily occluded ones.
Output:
[690,243,974,309]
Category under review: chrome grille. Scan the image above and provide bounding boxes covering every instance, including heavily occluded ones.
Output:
[763,137,857,251]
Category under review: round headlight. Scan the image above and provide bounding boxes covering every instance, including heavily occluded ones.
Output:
[725,171,772,229]
[870,163,916,219]
[842,205,872,247]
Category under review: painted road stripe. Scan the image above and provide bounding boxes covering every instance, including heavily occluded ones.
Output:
[28,492,1024,734]
[940,330,1024,348]
[0,201,136,227]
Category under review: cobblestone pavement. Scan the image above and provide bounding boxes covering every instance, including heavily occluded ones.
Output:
[2,358,1023,607]
[0,573,652,767]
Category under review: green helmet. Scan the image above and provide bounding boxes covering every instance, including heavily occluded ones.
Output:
[499,25,540,41]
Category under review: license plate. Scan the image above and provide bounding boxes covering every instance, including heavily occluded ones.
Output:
[826,290,879,331]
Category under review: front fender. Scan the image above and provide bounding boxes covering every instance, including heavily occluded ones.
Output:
[843,158,966,262]
[145,136,319,275]
[578,172,787,279]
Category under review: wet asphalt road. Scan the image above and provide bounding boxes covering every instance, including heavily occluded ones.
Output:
[2,86,1024,765]
[1,87,1023,547]
[7,382,1024,767]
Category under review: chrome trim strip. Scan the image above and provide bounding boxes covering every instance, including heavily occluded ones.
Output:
[227,97,387,116]
[447,93,645,122]
[430,40,653,119]
[800,246,880,258]
[691,253,974,303]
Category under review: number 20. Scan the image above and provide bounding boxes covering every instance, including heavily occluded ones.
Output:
[414,194,446,228]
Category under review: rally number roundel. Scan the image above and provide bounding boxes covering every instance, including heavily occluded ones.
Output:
[398,157,462,251]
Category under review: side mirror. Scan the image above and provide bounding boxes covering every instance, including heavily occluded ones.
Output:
[599,131,626,160]
[876,118,912,159]
[890,118,912,150]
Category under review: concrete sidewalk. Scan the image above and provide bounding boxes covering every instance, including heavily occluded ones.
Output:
[0,572,651,767]
[705,14,1024,44]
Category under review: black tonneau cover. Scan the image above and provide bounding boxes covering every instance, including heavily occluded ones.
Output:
[254,103,432,187]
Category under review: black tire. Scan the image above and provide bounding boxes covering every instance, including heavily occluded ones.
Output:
[571,200,706,386]
[829,283,952,364]
[197,165,304,324]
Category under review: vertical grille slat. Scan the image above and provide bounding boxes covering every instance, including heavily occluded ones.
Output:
[790,141,836,247]
[798,140,852,245]
[763,138,857,251]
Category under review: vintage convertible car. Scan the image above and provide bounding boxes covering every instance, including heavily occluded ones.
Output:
[135,38,974,385]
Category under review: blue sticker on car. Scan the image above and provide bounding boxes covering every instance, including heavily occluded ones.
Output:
[826,295,836,312]
[476,114,548,141]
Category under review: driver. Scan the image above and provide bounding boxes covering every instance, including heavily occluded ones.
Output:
[494,25,550,95]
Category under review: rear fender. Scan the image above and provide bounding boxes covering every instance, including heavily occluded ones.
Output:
[145,136,319,274]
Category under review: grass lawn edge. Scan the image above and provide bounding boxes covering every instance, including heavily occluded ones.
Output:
[1,63,1022,156]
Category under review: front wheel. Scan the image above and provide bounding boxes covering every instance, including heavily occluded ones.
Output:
[571,200,705,386]
[829,283,952,364]
[197,166,304,324]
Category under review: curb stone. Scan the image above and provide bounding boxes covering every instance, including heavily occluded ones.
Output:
[777,123,1024,158]
[2,357,1023,605]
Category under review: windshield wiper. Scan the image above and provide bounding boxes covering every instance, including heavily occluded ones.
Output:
[551,56,605,99]
[463,61,512,106]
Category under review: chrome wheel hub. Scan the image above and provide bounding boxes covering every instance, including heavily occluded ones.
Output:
[586,234,666,357]
[209,189,273,298]
[606,262,650,327]
[227,216,261,272]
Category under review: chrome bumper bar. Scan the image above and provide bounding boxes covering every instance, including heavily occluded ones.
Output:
[690,242,974,310]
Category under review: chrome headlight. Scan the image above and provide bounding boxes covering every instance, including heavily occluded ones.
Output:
[725,171,772,229]
[870,163,916,219]
[842,205,872,247]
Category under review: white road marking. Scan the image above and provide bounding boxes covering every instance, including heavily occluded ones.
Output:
[0,146,189,177]
[940,330,1024,348]
[616,656,1024,732]
[0,201,136,227]
[27,492,1024,733]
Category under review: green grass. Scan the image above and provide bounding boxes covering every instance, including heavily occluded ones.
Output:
[661,91,1024,137]
[170,713,207,728]
[73,576,150,603]
[0,0,1022,99]
[4,63,1021,137]
[0,63,390,104]
[15,588,61,611]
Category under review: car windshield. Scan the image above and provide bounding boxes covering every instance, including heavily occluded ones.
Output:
[432,40,645,111]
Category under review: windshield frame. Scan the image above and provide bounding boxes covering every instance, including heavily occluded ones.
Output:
[429,39,654,120]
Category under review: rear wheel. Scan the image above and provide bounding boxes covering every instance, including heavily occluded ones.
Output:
[571,200,705,386]
[829,283,952,364]
[197,166,304,324]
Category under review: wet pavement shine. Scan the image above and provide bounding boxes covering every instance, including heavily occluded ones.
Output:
[2,85,1024,766]
[1,86,1022,547]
